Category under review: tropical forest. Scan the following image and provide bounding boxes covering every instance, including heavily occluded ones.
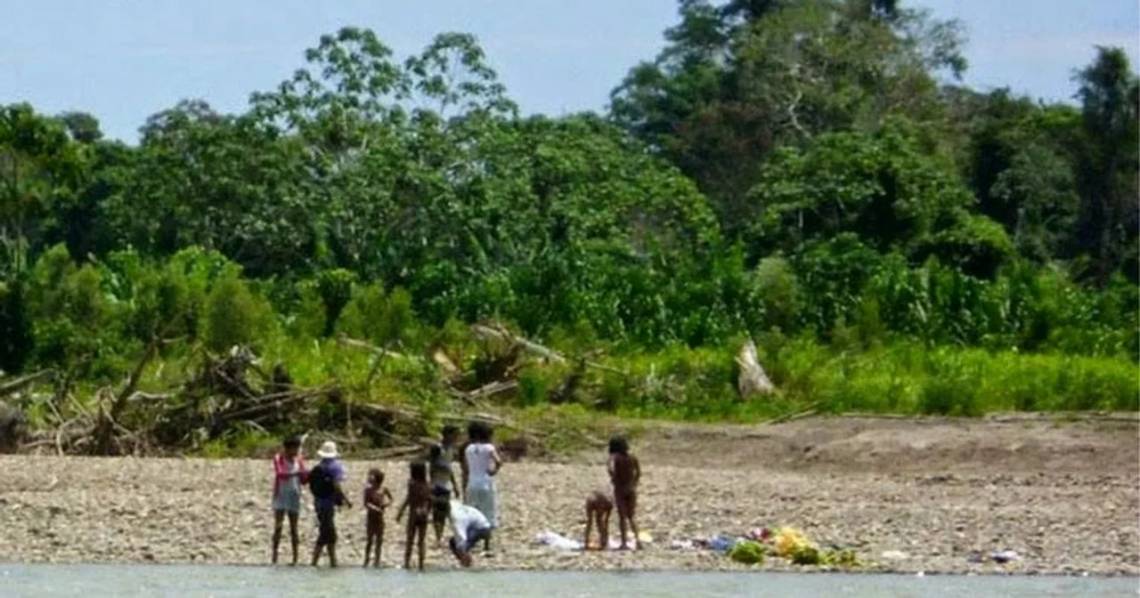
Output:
[1,0,1137,456]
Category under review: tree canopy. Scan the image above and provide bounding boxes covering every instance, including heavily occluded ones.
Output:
[0,6,1136,384]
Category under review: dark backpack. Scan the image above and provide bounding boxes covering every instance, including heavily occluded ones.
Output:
[308,463,336,501]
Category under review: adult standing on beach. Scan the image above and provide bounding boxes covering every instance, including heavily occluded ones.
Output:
[271,435,307,565]
[429,425,461,546]
[464,421,502,553]
[309,440,351,567]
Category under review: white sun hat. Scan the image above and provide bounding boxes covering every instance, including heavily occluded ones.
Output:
[317,440,339,459]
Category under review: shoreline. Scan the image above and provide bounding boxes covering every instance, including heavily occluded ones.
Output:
[1,561,1135,577]
[2,416,1136,575]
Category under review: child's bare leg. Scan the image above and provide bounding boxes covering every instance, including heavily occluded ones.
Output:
[364,535,373,568]
[630,515,641,550]
[375,525,384,567]
[483,531,492,553]
[433,518,445,546]
[600,510,610,550]
[403,522,415,569]
[328,544,338,568]
[272,510,284,564]
[584,504,594,549]
[287,512,299,565]
[311,543,322,567]
[416,523,427,571]
[618,514,630,549]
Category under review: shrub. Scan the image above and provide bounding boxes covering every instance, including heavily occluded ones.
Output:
[339,283,418,347]
[203,274,272,352]
[728,541,766,565]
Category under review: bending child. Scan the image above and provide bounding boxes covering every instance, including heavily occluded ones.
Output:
[583,491,613,551]
[363,468,393,568]
[396,461,431,571]
[447,500,492,568]
[608,436,641,550]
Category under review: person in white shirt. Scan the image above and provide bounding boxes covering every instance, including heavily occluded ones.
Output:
[447,500,492,567]
[463,421,502,552]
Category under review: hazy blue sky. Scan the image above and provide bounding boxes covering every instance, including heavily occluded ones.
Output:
[2,1,1137,142]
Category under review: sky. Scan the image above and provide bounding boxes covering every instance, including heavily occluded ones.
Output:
[2,0,1137,143]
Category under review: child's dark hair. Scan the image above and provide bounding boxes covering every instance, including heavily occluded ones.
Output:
[409,461,427,482]
[429,444,442,460]
[369,468,384,483]
[283,435,302,449]
[467,421,493,443]
[608,436,629,455]
[442,424,459,440]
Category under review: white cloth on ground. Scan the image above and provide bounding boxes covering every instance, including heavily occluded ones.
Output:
[535,531,583,551]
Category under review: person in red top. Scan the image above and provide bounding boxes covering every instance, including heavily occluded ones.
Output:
[271,435,307,565]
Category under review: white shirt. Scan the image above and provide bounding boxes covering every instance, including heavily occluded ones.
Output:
[464,442,499,488]
[449,501,490,545]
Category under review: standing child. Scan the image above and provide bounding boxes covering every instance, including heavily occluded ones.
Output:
[308,441,351,567]
[608,436,641,550]
[362,468,393,568]
[428,425,460,546]
[464,421,502,553]
[271,435,307,565]
[395,461,431,571]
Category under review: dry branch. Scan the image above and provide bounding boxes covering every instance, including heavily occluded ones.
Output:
[0,370,55,397]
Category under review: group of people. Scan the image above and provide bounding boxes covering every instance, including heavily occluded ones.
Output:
[269,421,641,570]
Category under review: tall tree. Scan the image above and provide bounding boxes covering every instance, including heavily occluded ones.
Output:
[610,0,966,238]
[1073,47,1139,284]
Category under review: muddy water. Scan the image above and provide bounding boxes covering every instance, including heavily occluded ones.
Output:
[1,564,1136,597]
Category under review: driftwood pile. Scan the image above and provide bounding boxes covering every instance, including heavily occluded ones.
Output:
[0,322,778,457]
[1,344,347,456]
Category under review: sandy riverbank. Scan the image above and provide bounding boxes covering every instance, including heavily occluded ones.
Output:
[1,414,1136,574]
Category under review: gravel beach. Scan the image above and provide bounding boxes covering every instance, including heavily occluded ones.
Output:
[1,415,1136,574]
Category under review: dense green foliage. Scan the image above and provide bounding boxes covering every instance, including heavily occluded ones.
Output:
[1,3,1136,429]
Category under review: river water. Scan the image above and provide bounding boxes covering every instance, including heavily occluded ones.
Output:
[0,565,1135,597]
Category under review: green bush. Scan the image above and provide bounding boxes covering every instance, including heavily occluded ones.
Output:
[729,541,766,565]
[203,274,272,352]
[338,283,418,347]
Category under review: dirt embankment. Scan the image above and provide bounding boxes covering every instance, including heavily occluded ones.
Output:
[1,414,1136,574]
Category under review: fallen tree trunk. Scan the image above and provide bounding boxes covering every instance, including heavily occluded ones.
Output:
[472,324,566,364]
[93,337,162,454]
[337,336,416,361]
[449,379,518,404]
[471,324,628,376]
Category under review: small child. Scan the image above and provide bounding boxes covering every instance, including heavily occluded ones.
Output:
[396,461,431,571]
[583,491,613,551]
[271,435,307,565]
[608,436,641,550]
[363,468,393,568]
[464,421,502,553]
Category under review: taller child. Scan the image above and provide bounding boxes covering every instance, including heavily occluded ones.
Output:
[429,425,461,546]
[608,436,641,550]
[271,435,307,565]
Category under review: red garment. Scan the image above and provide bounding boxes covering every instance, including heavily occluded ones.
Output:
[272,453,308,498]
